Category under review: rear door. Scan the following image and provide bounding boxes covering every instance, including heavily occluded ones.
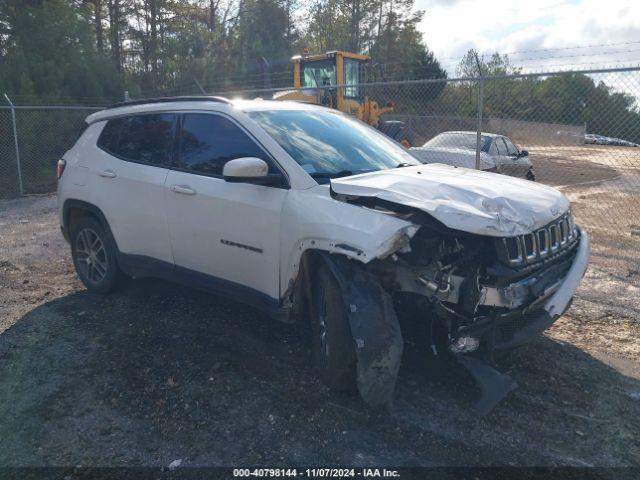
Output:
[487,139,501,171]
[164,112,287,301]
[92,113,176,263]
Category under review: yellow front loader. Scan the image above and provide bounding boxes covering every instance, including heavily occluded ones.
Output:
[273,50,413,146]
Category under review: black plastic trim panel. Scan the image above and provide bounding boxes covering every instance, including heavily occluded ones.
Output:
[117,253,281,316]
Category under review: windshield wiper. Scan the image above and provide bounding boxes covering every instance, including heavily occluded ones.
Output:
[396,162,414,168]
[310,169,369,179]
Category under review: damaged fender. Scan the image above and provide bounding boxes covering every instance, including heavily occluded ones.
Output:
[279,187,419,298]
[319,253,403,410]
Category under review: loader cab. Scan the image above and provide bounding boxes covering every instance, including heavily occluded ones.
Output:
[293,51,368,103]
[284,50,395,132]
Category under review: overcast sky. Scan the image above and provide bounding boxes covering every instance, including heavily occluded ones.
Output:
[416,0,640,75]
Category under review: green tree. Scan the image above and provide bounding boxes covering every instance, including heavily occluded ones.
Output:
[0,0,123,101]
[448,52,640,143]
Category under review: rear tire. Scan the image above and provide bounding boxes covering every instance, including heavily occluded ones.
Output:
[310,264,357,391]
[379,120,414,147]
[394,125,414,148]
[71,216,122,294]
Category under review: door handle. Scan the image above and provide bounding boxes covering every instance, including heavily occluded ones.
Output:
[170,184,197,195]
[99,169,117,178]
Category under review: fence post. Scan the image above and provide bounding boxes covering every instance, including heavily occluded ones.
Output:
[3,93,24,195]
[474,52,484,170]
[193,78,206,94]
[474,76,485,170]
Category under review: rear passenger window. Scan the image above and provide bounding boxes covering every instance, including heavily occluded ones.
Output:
[116,114,176,165]
[176,113,273,176]
[97,118,124,153]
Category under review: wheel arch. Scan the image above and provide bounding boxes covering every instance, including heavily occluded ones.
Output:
[293,249,403,409]
[288,249,340,322]
[62,199,119,251]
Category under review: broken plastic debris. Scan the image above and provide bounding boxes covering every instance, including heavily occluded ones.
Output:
[450,336,480,354]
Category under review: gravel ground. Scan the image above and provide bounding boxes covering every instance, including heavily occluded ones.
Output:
[1,153,639,467]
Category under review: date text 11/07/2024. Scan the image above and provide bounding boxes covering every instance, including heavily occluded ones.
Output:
[233,468,401,478]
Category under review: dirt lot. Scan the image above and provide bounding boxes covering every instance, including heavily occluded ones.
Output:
[1,146,639,468]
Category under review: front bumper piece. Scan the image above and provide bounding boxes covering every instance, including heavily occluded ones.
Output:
[456,228,590,351]
[456,229,589,414]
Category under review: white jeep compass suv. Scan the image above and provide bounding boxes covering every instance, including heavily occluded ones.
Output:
[58,97,589,412]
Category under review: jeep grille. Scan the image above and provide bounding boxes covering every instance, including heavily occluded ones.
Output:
[497,212,578,267]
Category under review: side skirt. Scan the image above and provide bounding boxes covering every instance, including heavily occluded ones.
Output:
[117,253,284,319]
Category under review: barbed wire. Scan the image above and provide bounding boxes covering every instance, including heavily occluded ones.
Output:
[435,40,640,62]
[164,48,640,93]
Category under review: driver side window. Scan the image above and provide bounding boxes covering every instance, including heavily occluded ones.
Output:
[173,113,277,177]
[495,138,507,155]
[504,138,519,156]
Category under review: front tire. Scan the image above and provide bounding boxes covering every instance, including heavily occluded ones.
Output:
[71,217,122,294]
[311,264,357,391]
[526,169,536,181]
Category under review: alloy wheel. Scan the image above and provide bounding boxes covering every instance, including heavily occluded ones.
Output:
[75,228,108,284]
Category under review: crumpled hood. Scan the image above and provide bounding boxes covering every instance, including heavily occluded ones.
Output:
[409,146,496,171]
[330,164,570,237]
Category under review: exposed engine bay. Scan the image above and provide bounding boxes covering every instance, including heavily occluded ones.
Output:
[368,207,580,355]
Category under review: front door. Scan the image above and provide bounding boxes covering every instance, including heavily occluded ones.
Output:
[503,137,531,178]
[500,137,529,178]
[164,112,287,301]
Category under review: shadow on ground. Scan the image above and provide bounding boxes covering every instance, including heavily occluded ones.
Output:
[1,279,639,467]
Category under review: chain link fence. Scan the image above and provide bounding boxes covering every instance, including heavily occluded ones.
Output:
[214,67,640,250]
[0,102,102,197]
[2,67,640,248]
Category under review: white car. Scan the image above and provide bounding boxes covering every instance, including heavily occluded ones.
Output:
[410,131,535,181]
[57,98,589,412]
[584,133,604,144]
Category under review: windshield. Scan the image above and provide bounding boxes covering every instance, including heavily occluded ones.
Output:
[426,132,491,152]
[301,60,336,87]
[247,109,421,181]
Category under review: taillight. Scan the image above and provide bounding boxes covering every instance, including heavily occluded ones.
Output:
[57,159,67,179]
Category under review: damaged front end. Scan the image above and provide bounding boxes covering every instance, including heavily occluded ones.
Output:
[383,211,585,350]
[336,197,589,413]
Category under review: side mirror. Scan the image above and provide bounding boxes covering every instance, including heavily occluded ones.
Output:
[223,157,285,187]
[519,150,529,157]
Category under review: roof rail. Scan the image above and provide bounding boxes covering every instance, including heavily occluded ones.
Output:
[107,95,231,109]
